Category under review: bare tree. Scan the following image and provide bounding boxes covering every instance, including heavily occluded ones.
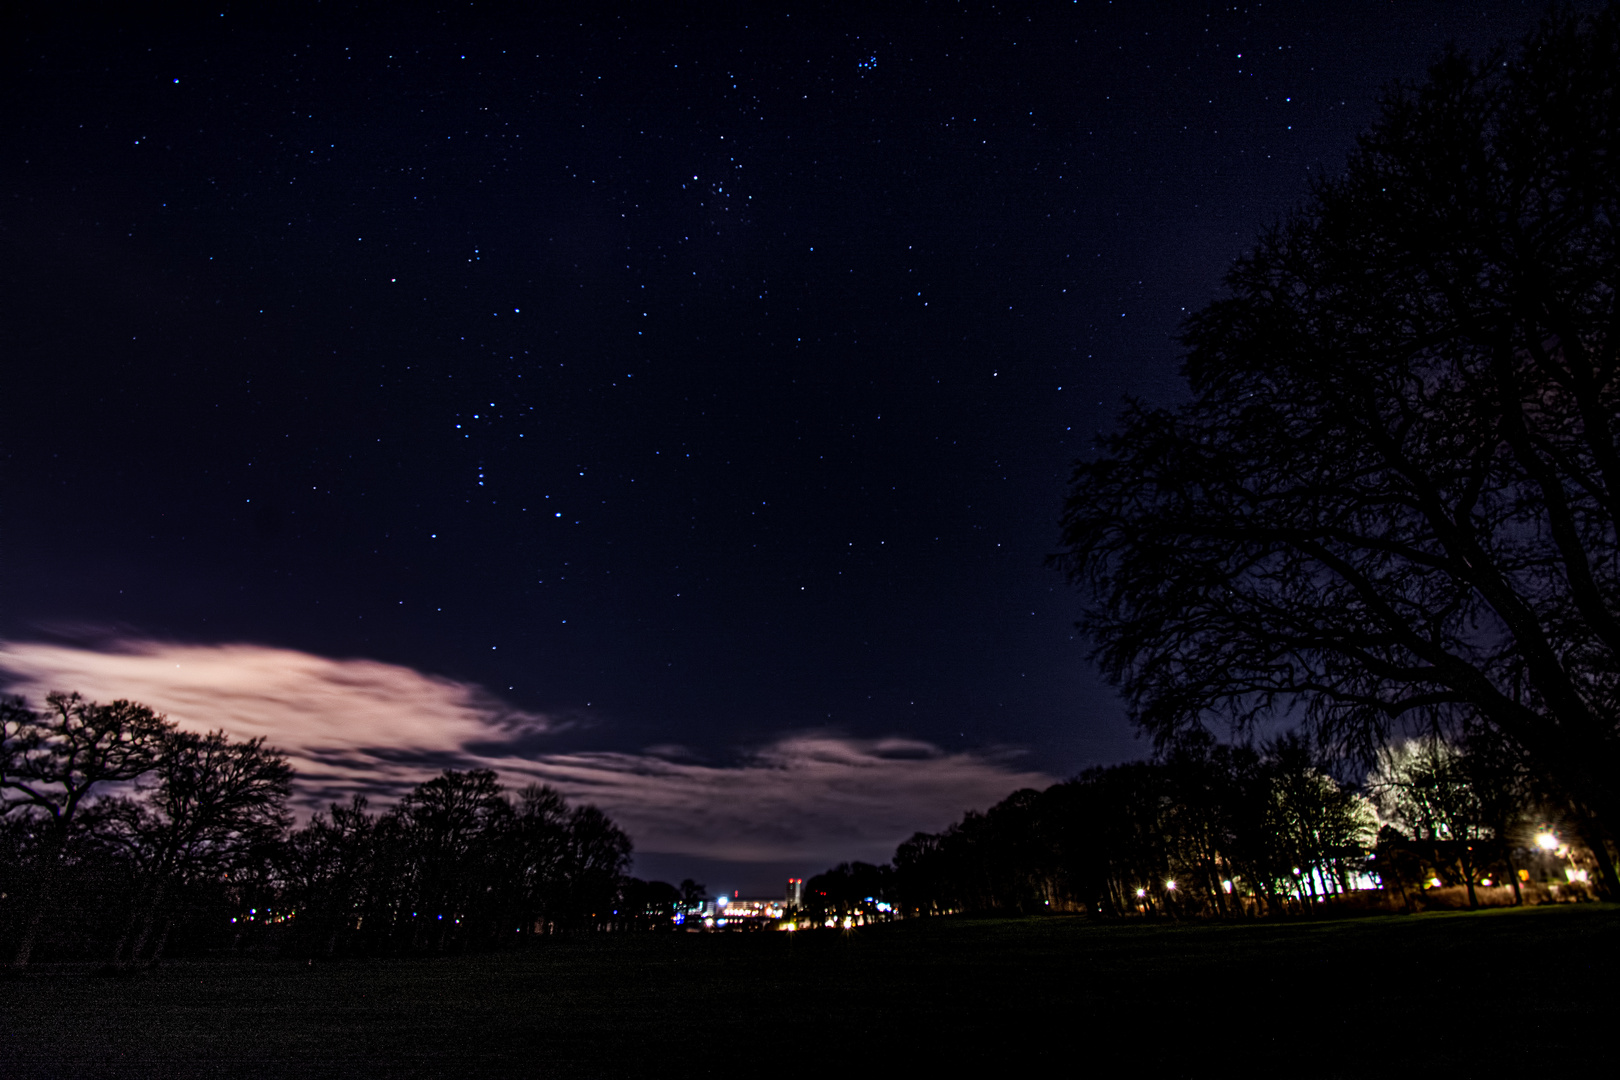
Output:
[278,771,635,953]
[104,729,292,968]
[0,693,173,969]
[1056,9,1620,889]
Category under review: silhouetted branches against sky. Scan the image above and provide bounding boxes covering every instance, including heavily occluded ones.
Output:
[1056,9,1620,862]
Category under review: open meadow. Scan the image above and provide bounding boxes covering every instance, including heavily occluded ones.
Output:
[0,904,1613,1078]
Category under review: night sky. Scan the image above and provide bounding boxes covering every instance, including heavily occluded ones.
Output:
[0,2,1565,892]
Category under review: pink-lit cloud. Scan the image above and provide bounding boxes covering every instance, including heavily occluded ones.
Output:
[0,639,1052,865]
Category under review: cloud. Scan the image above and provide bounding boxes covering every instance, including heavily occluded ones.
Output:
[479,736,1051,863]
[0,639,552,807]
[0,639,1052,865]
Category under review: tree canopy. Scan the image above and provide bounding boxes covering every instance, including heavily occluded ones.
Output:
[1056,8,1620,857]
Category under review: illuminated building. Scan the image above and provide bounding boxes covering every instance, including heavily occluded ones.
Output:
[676,895,792,931]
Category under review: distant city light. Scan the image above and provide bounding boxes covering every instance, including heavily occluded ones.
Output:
[1165,880,1177,891]
[1535,832,1559,851]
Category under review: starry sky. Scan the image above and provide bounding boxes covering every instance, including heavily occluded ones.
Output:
[0,1,1567,893]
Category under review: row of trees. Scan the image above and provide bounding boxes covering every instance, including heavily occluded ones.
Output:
[1053,5,1620,892]
[864,731,1596,919]
[890,734,1373,918]
[0,691,645,968]
[802,860,895,924]
[278,771,634,956]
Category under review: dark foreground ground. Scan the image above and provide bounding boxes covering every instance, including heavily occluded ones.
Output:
[1,905,1614,1078]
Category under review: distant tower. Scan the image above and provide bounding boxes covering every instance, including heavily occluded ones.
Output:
[786,878,804,909]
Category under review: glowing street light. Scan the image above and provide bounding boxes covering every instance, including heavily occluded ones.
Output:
[1165,880,1177,891]
[1535,832,1559,851]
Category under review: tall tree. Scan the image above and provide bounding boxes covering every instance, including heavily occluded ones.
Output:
[555,804,633,929]
[278,795,380,955]
[103,729,292,967]
[391,769,514,952]
[1056,8,1620,888]
[0,693,172,969]
[505,784,573,936]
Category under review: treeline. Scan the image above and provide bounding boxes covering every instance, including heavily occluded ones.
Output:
[0,692,655,969]
[281,772,637,956]
[895,734,1375,918]
[808,731,1608,922]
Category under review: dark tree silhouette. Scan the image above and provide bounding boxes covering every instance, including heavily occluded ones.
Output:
[678,878,708,911]
[277,794,381,956]
[278,771,634,954]
[101,729,292,967]
[0,699,643,962]
[1457,726,1535,905]
[506,783,574,936]
[618,878,681,929]
[0,693,173,969]
[804,861,893,923]
[391,769,514,952]
[890,738,1381,920]
[556,803,634,928]
[1055,9,1620,889]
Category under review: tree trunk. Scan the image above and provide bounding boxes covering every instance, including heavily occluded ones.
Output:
[1500,834,1523,906]
[1461,846,1479,910]
[1208,854,1228,918]
[110,885,152,969]
[1581,819,1620,900]
[9,830,66,972]
[120,880,168,971]
[146,917,175,967]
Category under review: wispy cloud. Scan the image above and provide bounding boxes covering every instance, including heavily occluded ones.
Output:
[480,736,1050,863]
[0,640,1051,865]
[0,639,540,807]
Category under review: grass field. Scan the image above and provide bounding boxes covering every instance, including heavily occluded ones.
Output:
[1,904,1614,1078]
